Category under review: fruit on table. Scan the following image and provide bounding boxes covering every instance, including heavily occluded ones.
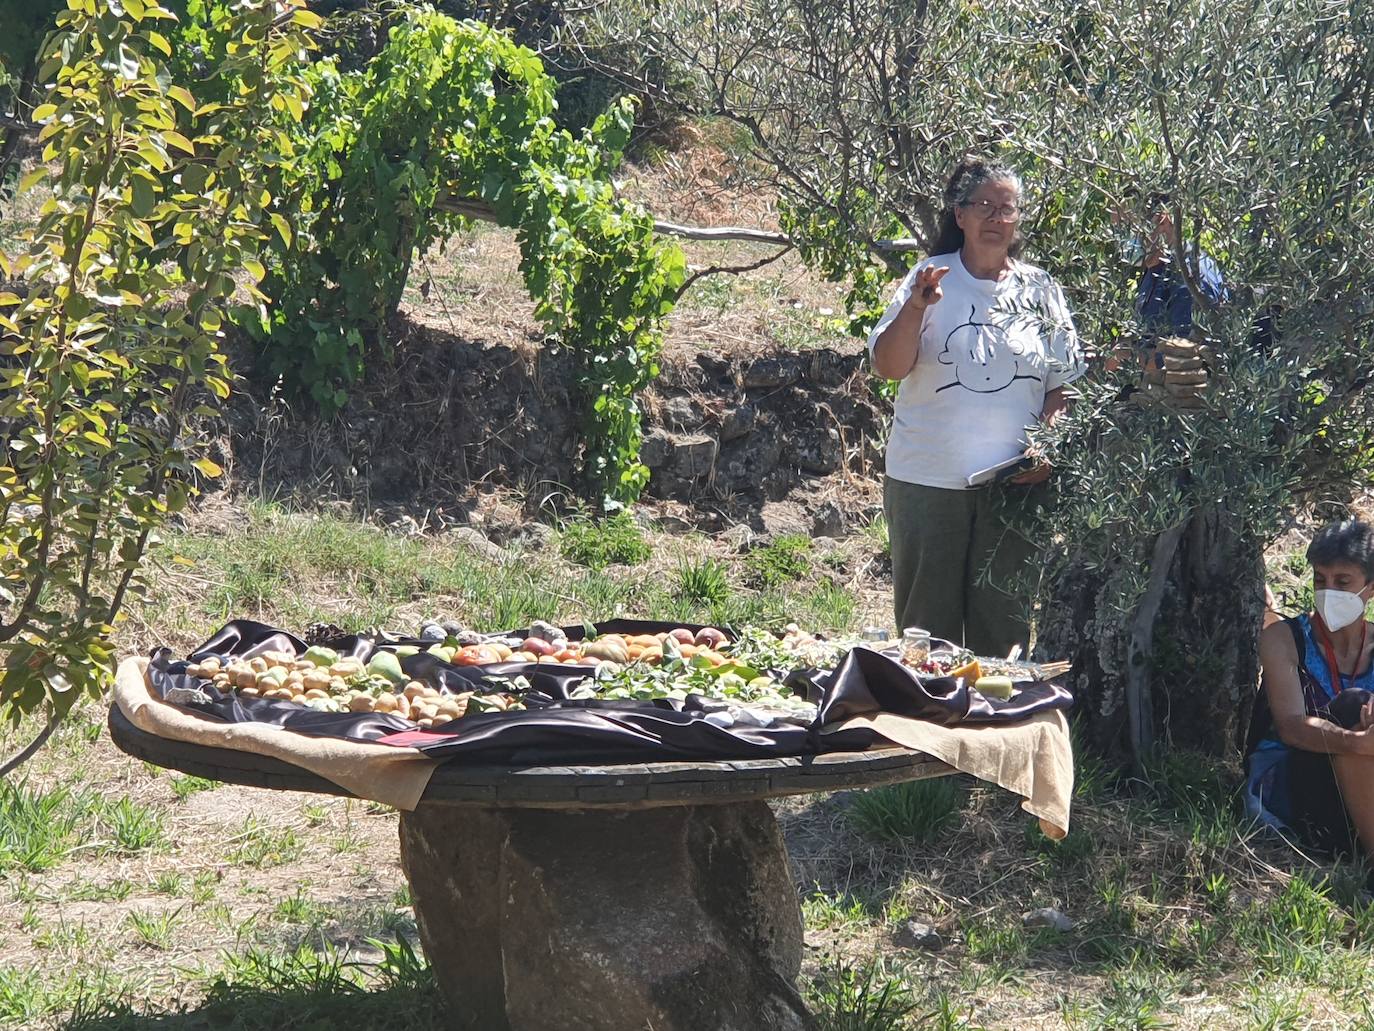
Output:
[367,651,407,685]
[974,675,1015,700]
[694,627,727,649]
[303,645,339,668]
[582,636,629,664]
[185,650,519,725]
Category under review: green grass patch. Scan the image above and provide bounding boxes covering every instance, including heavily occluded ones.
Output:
[170,774,218,802]
[805,957,918,1031]
[98,797,166,855]
[228,817,304,869]
[673,556,731,607]
[559,511,651,570]
[744,533,814,587]
[847,777,967,845]
[802,888,880,931]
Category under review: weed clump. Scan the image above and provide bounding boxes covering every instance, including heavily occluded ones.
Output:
[846,777,967,845]
[745,533,814,587]
[560,512,652,570]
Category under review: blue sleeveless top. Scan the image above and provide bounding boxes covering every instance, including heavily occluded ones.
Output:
[1246,615,1374,829]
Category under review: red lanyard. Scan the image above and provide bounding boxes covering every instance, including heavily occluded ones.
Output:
[1313,612,1367,696]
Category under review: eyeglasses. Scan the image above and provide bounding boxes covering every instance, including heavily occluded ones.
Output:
[961,199,1021,221]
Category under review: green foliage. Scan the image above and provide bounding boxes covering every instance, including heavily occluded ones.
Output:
[806,957,918,1031]
[559,510,651,569]
[673,555,730,606]
[744,533,814,587]
[0,1,315,727]
[847,777,967,845]
[251,8,685,502]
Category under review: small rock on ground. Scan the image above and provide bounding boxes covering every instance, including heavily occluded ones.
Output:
[447,526,507,564]
[896,920,944,951]
[1021,907,1074,932]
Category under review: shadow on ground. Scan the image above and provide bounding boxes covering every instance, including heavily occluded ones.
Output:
[63,982,448,1031]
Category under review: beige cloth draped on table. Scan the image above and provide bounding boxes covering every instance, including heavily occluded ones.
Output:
[825,708,1073,838]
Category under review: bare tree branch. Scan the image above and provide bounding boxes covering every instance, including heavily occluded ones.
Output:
[0,710,57,780]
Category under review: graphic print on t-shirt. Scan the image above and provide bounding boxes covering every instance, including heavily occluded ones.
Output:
[935,304,1043,394]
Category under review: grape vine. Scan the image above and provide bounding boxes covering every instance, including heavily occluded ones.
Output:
[249,8,685,503]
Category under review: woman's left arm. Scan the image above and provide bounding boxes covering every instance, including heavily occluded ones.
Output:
[1008,388,1071,485]
[1009,279,1081,486]
[1040,386,1071,425]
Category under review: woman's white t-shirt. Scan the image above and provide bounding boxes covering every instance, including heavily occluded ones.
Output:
[867,251,1084,490]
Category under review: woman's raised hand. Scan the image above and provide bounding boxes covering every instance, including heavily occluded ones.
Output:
[908,264,950,310]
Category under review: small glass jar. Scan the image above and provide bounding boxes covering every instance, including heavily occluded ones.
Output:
[861,625,890,643]
[901,626,931,667]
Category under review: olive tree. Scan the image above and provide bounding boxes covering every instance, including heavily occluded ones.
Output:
[597,0,1374,764]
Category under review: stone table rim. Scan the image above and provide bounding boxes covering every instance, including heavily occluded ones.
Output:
[108,702,954,809]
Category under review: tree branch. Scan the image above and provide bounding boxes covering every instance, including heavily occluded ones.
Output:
[0,710,58,780]
[434,193,921,253]
[672,244,794,301]
[1126,521,1187,769]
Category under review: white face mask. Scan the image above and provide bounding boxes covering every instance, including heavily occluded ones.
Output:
[1315,588,1369,632]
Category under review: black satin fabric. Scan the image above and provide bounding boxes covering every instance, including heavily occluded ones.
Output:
[378,700,814,763]
[147,620,1075,761]
[815,646,1075,727]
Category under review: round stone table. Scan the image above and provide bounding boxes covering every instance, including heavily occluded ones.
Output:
[109,704,951,1031]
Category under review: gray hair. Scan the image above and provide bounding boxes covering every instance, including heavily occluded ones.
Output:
[931,157,1025,256]
[944,158,1023,207]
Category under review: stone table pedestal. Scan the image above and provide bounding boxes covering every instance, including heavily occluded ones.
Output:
[400,802,809,1031]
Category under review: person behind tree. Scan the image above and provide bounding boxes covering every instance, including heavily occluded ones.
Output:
[1107,192,1226,373]
[868,157,1085,656]
[1247,519,1374,859]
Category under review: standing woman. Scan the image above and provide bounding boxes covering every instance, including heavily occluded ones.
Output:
[869,158,1084,656]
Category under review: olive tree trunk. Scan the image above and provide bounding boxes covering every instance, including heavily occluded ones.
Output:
[1040,505,1266,765]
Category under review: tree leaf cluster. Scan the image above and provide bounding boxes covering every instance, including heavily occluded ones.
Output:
[0,0,316,723]
[247,6,685,503]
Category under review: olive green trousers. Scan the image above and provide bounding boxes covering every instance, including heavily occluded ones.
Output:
[883,476,1035,658]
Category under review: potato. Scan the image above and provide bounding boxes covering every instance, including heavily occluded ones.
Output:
[285,671,304,688]
[394,695,412,720]
[373,694,398,714]
[200,657,221,674]
[249,657,268,673]
[239,686,261,698]
[403,682,428,701]
[301,670,331,692]
[417,717,435,729]
[265,687,294,701]
[290,693,308,706]
[291,659,316,672]
[305,688,330,700]
[348,694,375,713]
[235,669,257,689]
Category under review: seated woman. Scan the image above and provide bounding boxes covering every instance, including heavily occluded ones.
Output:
[1247,519,1374,857]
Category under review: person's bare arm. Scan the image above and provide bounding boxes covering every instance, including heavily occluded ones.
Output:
[870,265,950,380]
[1262,621,1374,754]
[1008,388,1072,485]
